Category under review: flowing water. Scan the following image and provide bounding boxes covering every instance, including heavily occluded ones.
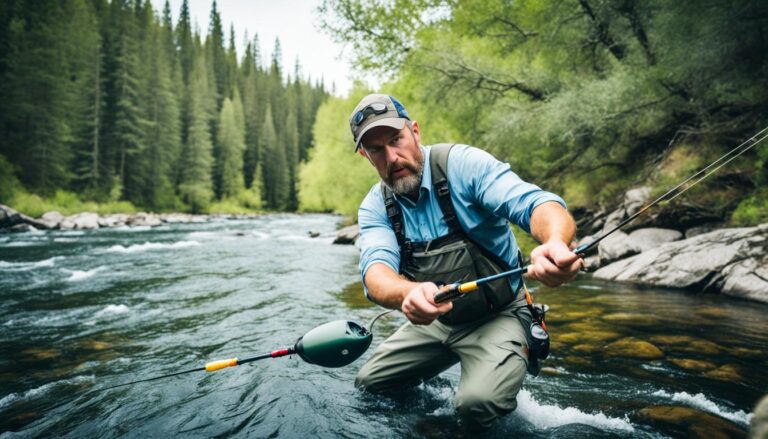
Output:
[0,214,765,438]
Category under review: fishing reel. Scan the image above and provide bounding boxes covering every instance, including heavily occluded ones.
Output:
[528,303,550,361]
[294,320,373,368]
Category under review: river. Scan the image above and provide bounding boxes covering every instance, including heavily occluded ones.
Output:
[0,214,765,438]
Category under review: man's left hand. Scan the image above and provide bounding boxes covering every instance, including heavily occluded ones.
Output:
[525,240,582,287]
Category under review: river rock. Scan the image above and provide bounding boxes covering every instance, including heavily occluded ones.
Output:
[9,223,37,233]
[751,394,768,439]
[668,358,716,372]
[633,405,746,438]
[0,204,21,228]
[604,337,664,359]
[598,228,683,265]
[593,224,768,303]
[66,212,100,230]
[333,224,360,245]
[127,212,162,227]
[704,364,743,382]
[38,211,64,229]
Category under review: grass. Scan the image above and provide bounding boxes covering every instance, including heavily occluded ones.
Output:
[10,190,137,218]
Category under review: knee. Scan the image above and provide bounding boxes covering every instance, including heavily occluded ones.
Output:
[454,389,519,429]
[354,362,389,392]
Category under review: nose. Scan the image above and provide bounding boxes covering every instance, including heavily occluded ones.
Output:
[384,144,399,163]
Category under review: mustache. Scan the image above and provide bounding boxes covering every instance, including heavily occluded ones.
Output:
[387,161,418,177]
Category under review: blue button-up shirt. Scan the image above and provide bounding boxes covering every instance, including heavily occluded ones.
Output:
[358,144,566,298]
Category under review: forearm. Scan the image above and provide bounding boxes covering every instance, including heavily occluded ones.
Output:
[530,201,576,245]
[364,263,420,309]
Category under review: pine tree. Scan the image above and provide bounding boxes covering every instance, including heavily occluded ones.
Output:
[217,91,246,198]
[260,106,289,209]
[178,51,214,212]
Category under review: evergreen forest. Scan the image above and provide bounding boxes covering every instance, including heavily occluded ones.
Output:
[0,0,328,214]
[301,0,768,226]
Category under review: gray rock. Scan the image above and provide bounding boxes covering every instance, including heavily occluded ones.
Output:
[9,223,37,233]
[596,228,684,267]
[594,224,768,302]
[623,186,652,216]
[127,212,162,227]
[0,204,21,229]
[598,230,634,264]
[37,211,64,229]
[98,214,128,227]
[628,228,683,252]
[68,212,100,230]
[685,223,721,239]
[333,224,360,245]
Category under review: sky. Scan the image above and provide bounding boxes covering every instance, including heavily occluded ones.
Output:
[149,0,376,96]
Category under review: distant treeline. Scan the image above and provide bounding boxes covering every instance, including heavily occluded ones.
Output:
[0,0,328,212]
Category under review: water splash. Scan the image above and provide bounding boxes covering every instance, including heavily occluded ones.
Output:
[652,390,753,425]
[106,240,200,253]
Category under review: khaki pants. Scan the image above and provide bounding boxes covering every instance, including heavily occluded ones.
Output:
[355,306,529,428]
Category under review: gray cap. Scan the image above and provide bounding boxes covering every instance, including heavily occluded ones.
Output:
[349,94,410,151]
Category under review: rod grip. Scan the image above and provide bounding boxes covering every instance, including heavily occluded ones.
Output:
[434,283,460,303]
[205,358,238,372]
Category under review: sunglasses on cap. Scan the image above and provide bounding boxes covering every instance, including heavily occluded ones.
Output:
[352,103,388,127]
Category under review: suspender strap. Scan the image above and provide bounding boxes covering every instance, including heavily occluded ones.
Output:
[381,182,406,251]
[429,144,461,234]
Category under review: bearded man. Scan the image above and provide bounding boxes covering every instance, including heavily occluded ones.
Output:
[351,94,581,429]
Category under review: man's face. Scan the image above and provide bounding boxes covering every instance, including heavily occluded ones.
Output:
[360,121,424,196]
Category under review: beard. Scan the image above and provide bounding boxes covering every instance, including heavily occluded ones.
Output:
[384,153,425,196]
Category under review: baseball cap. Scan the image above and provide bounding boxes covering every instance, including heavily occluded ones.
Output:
[349,94,410,151]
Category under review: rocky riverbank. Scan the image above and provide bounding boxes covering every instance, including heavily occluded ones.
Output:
[0,204,259,232]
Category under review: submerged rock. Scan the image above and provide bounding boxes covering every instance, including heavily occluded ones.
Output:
[334,224,360,245]
[602,312,660,326]
[668,358,717,372]
[704,364,743,382]
[604,337,664,359]
[633,405,746,439]
[594,224,768,303]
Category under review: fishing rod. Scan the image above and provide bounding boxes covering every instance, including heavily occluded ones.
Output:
[102,311,393,391]
[435,125,768,304]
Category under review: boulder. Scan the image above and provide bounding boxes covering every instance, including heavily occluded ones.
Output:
[9,223,37,233]
[37,211,64,229]
[633,405,746,439]
[593,224,768,303]
[67,212,100,230]
[98,214,128,227]
[597,228,683,266]
[333,224,360,245]
[604,337,664,359]
[127,212,162,227]
[0,204,22,229]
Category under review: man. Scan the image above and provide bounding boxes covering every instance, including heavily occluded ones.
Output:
[351,94,581,429]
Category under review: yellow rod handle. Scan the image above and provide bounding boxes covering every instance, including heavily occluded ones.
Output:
[458,281,478,293]
[205,358,238,372]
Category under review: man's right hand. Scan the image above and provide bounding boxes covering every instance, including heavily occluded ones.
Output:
[401,282,453,325]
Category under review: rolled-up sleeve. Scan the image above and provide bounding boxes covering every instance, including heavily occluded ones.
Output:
[453,145,566,233]
[358,186,400,299]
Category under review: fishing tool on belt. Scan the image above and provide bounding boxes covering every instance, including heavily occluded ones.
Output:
[102,310,394,391]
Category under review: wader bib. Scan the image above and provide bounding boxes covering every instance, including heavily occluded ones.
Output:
[382,144,524,326]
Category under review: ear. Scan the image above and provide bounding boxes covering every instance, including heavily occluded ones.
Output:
[411,120,421,144]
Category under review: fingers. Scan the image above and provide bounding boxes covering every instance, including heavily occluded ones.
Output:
[527,241,582,287]
[401,283,452,325]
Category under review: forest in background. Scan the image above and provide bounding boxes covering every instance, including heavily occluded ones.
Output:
[0,0,328,215]
[301,0,768,227]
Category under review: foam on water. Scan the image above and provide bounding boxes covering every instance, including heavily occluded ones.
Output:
[515,389,635,432]
[65,266,106,282]
[112,226,152,232]
[0,257,61,271]
[652,390,753,425]
[95,304,130,317]
[251,230,270,239]
[0,375,94,410]
[106,240,200,253]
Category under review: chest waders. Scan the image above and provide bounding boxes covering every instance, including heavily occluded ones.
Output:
[382,144,550,375]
